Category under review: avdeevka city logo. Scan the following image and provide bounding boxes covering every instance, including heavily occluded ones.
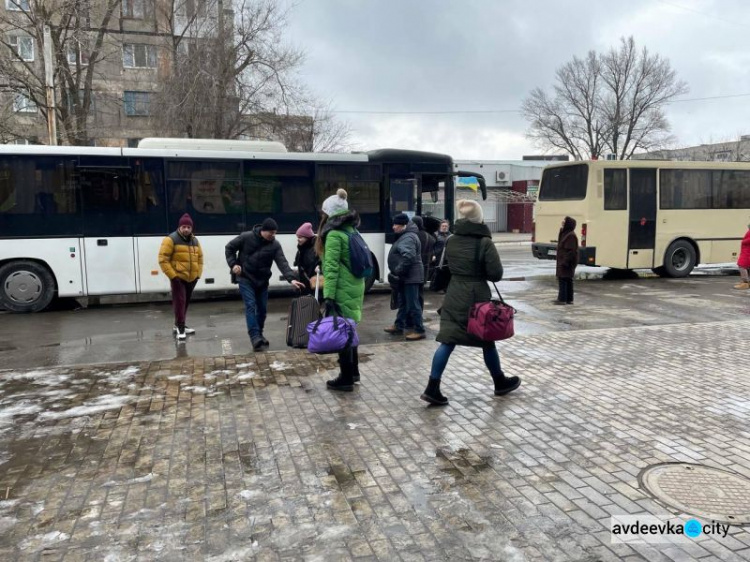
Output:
[611,515,731,544]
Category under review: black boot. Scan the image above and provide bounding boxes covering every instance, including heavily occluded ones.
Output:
[420,378,448,406]
[327,370,354,391]
[351,347,360,383]
[493,373,521,396]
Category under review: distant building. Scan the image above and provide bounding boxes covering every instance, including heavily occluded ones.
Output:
[452,160,549,233]
[522,154,569,162]
[633,137,750,162]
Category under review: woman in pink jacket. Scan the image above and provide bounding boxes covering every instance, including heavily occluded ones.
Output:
[735,224,750,289]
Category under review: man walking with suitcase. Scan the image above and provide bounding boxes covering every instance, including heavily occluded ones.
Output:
[225,218,305,351]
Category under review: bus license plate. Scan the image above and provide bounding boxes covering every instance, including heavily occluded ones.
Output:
[548,249,556,256]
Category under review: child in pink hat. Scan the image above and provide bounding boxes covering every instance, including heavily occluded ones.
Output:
[294,222,320,294]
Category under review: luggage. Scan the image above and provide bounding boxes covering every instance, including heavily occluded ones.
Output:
[286,272,322,348]
[467,283,516,342]
[307,303,359,354]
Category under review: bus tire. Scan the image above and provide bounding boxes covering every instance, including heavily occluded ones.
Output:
[662,240,697,278]
[0,260,56,313]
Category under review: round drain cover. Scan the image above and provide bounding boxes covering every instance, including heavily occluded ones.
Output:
[640,463,750,524]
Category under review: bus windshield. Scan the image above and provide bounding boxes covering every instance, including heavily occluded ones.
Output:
[539,164,588,200]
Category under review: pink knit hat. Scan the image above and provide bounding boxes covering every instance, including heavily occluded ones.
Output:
[295,222,315,239]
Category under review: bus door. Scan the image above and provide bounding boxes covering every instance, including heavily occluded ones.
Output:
[628,168,657,269]
[78,159,138,295]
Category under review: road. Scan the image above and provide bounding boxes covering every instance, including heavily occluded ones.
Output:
[0,245,746,369]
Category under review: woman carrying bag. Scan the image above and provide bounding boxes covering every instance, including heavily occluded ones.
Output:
[420,200,521,406]
[315,189,365,392]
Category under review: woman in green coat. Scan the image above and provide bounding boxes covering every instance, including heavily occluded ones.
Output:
[315,189,365,391]
[420,200,521,405]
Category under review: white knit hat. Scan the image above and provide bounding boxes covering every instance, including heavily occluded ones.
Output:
[321,188,348,216]
[456,199,483,224]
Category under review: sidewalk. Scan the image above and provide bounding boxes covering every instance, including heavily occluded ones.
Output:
[492,232,532,246]
[1,320,750,560]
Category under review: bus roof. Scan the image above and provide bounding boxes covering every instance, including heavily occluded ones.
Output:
[542,159,750,171]
[138,137,288,152]
[0,145,454,165]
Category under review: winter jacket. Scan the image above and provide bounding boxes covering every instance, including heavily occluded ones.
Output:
[321,210,365,322]
[738,230,750,269]
[224,226,295,289]
[436,220,503,349]
[159,231,203,282]
[294,237,320,290]
[433,232,451,261]
[556,217,579,278]
[417,230,436,280]
[387,222,424,284]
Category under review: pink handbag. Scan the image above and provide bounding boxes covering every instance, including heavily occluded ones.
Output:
[467,283,516,342]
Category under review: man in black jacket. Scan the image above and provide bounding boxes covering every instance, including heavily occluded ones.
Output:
[384,214,425,341]
[225,218,304,350]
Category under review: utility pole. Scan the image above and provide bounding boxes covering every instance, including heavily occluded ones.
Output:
[43,25,57,145]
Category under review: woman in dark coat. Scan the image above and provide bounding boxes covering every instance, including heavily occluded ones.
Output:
[294,222,320,294]
[420,200,521,406]
[555,216,579,305]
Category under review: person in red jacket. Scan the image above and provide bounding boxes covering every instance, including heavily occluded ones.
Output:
[734,224,750,289]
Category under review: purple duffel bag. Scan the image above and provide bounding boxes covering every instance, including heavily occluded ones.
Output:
[307,310,359,354]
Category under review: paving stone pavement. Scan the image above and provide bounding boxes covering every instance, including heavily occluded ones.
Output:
[1,320,750,561]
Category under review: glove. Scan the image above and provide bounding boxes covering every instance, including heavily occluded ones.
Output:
[324,298,337,315]
[388,273,400,286]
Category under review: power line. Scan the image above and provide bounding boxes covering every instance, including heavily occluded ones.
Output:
[332,92,750,115]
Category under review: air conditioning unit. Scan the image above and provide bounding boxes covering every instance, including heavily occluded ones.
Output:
[495,168,511,185]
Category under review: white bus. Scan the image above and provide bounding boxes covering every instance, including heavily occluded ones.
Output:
[531,159,750,276]
[0,139,486,312]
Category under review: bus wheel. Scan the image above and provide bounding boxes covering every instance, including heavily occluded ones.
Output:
[662,241,696,278]
[0,260,56,312]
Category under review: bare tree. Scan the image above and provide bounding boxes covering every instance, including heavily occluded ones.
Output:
[0,0,123,145]
[522,37,688,160]
[270,100,354,152]
[151,0,304,139]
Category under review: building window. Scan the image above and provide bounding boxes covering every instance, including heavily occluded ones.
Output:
[122,0,149,19]
[66,43,90,66]
[123,91,150,116]
[13,92,36,113]
[9,35,34,62]
[123,44,157,68]
[65,91,95,116]
[5,0,29,11]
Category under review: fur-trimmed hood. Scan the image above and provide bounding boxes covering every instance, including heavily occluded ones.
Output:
[320,210,360,241]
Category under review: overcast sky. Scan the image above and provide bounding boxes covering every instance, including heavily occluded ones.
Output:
[286,0,750,160]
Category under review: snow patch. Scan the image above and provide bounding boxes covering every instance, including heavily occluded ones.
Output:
[0,401,43,428]
[182,386,208,394]
[269,361,290,371]
[102,473,155,488]
[39,394,134,421]
[19,531,70,551]
[238,490,264,501]
[167,375,191,381]
[237,372,256,381]
[235,363,254,369]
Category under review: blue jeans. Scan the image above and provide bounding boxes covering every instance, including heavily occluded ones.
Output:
[429,343,503,381]
[238,281,268,340]
[395,283,424,333]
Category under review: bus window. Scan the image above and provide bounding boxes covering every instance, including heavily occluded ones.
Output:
[0,156,80,237]
[246,162,314,232]
[167,160,243,234]
[539,164,588,200]
[133,158,167,235]
[660,170,712,209]
[604,169,627,210]
[316,164,381,232]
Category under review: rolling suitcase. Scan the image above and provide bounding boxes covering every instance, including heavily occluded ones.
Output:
[286,271,322,348]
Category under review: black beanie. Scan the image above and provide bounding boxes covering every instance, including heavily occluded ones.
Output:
[261,218,279,232]
[393,213,409,226]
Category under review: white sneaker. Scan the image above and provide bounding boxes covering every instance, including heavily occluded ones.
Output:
[173,326,196,335]
[174,326,187,340]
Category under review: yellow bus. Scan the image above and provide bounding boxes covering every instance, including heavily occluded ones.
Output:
[531,160,750,277]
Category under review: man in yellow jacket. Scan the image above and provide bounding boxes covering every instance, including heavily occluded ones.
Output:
[158,213,204,340]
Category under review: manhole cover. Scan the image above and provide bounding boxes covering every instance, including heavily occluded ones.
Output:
[639,463,750,524]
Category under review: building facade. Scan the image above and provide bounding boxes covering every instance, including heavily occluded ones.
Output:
[633,137,750,162]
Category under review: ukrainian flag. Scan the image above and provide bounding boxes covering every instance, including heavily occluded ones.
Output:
[456,177,479,192]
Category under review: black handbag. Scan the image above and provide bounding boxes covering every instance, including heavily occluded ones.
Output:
[429,244,451,292]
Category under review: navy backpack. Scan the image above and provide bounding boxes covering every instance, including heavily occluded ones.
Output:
[345,230,374,279]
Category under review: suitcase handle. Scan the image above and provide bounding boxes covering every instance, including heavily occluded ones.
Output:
[314,266,320,300]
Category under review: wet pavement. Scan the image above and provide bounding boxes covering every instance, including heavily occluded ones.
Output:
[2,247,750,560]
[1,320,750,560]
